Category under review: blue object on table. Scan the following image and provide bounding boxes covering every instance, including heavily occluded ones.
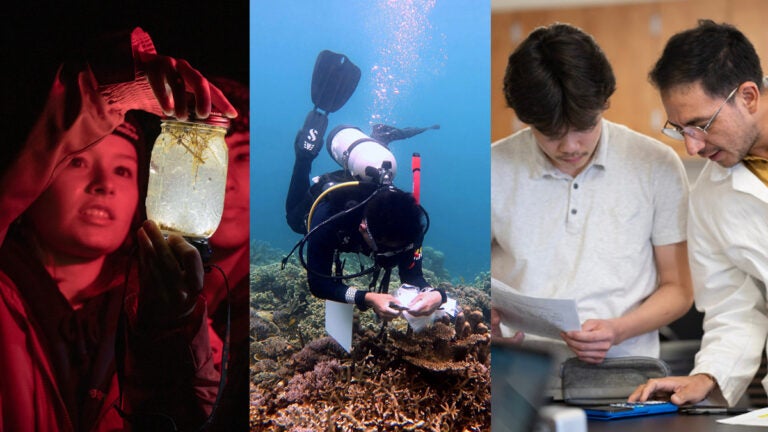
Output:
[584,401,679,420]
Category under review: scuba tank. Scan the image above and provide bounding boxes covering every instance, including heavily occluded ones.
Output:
[327,125,397,182]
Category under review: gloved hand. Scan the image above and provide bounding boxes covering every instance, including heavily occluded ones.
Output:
[136,220,204,329]
[294,109,328,160]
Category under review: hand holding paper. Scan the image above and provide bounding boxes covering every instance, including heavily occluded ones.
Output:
[561,318,619,363]
[491,278,581,339]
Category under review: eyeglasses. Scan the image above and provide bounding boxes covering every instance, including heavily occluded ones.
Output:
[661,86,739,141]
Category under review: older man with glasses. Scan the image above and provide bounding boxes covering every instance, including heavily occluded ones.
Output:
[661,86,738,144]
[630,19,768,408]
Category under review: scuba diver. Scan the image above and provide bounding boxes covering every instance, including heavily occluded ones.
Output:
[284,50,445,320]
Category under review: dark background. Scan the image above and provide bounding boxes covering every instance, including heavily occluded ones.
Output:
[1,1,249,171]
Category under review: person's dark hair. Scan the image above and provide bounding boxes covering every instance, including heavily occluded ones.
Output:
[650,19,763,98]
[503,23,616,137]
[12,111,152,267]
[209,76,249,136]
[364,189,424,248]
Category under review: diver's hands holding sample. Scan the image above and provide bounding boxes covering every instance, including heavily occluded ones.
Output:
[490,307,525,344]
[628,374,719,406]
[136,220,205,328]
[136,50,237,121]
[406,290,443,316]
[561,318,619,364]
[365,292,402,320]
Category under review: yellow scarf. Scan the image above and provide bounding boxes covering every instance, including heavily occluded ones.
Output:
[744,155,768,186]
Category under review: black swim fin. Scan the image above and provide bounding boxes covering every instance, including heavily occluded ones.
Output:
[370,123,440,145]
[311,50,361,114]
[294,110,328,161]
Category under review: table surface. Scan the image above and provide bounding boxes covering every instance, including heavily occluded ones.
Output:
[587,412,766,432]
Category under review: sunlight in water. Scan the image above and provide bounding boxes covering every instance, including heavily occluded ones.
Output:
[368,0,438,126]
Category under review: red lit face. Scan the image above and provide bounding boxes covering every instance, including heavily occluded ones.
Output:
[25,135,139,261]
[210,131,250,250]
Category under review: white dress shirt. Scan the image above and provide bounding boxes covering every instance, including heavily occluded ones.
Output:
[688,159,768,406]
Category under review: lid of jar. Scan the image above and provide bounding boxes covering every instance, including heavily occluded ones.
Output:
[164,95,231,128]
[188,110,231,128]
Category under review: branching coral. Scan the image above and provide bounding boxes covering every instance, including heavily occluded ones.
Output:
[250,247,491,431]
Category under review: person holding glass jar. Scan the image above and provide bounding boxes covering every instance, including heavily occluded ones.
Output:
[0,27,237,431]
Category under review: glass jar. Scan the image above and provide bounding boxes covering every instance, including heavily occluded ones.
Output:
[146,114,230,240]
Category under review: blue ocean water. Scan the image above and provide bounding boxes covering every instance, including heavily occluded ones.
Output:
[251,1,489,281]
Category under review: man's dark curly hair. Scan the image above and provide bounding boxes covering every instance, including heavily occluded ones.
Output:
[649,19,763,99]
[503,23,615,138]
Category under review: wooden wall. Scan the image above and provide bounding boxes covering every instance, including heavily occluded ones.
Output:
[491,0,768,158]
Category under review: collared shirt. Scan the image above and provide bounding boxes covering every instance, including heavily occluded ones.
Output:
[688,160,768,406]
[743,156,768,186]
[491,119,688,360]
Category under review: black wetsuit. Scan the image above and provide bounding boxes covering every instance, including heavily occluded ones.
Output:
[305,197,428,309]
[285,158,429,309]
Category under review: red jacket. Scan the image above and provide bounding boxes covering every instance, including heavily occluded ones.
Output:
[0,248,219,431]
[0,28,219,431]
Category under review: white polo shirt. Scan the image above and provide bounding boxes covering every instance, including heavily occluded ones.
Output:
[491,119,688,359]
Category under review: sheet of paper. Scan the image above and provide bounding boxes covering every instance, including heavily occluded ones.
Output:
[325,300,354,352]
[491,277,581,339]
[394,286,457,332]
[717,407,768,426]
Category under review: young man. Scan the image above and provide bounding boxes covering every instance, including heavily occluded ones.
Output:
[630,20,768,407]
[491,23,692,382]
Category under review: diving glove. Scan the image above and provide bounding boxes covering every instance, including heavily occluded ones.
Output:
[294,109,328,161]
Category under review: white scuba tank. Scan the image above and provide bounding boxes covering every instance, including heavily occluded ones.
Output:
[326,125,397,181]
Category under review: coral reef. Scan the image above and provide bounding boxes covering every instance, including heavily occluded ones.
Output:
[250,239,285,267]
[421,246,451,282]
[250,247,491,431]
